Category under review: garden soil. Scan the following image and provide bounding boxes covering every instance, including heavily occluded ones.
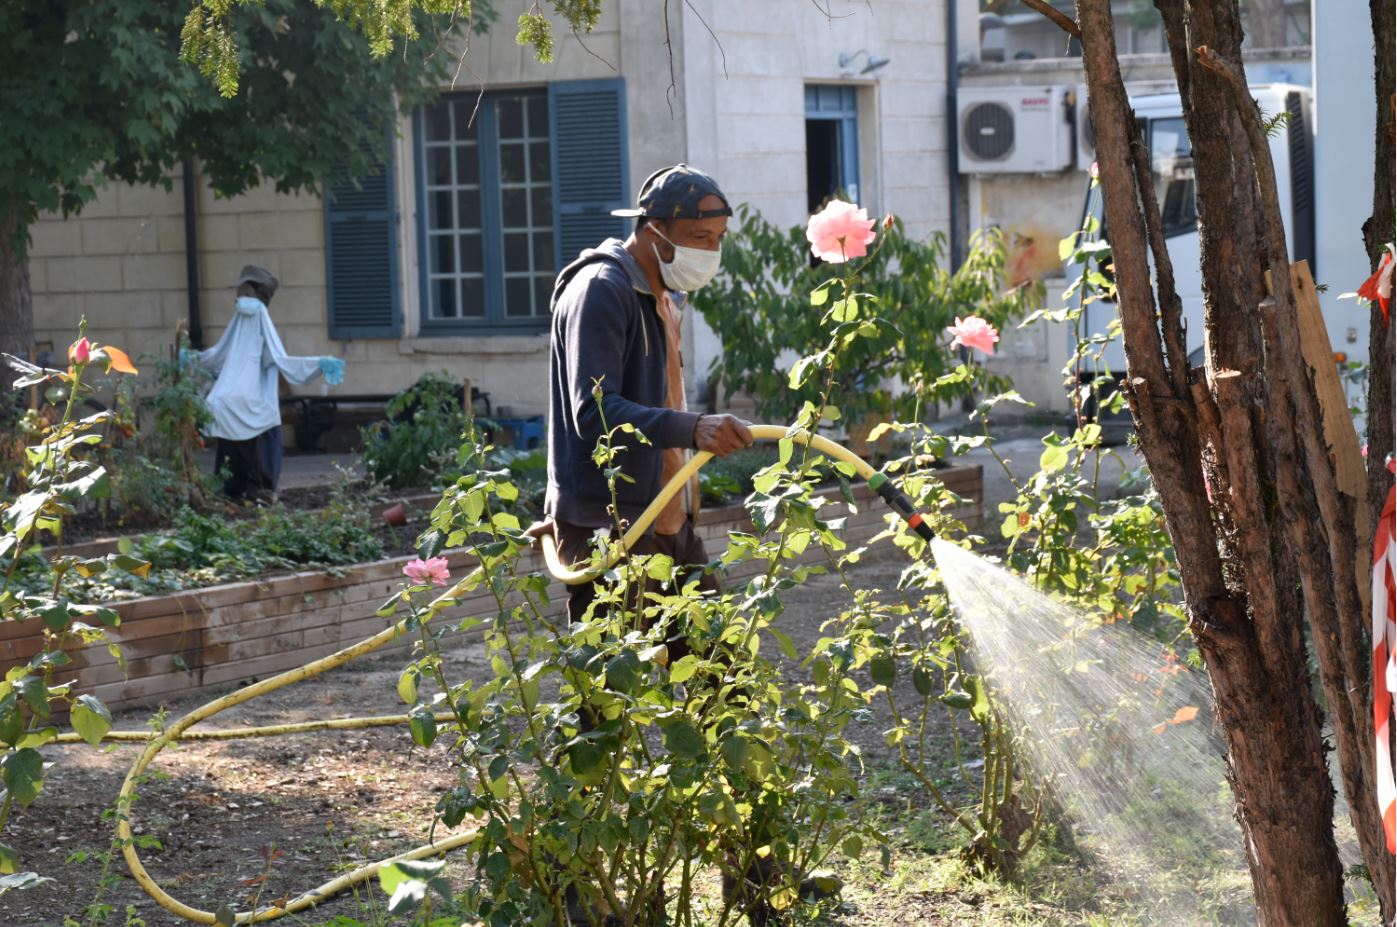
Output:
[2,553,1041,927]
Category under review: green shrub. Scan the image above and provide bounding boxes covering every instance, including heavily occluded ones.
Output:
[361,371,471,489]
[691,206,1038,426]
[11,488,384,602]
[390,416,880,926]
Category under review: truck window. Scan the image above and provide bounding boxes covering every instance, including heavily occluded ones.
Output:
[1150,117,1197,238]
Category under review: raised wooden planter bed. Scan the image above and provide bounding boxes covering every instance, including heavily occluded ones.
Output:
[2,466,980,714]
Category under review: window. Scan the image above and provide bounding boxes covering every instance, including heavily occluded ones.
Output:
[414,80,630,334]
[805,85,860,213]
[1149,117,1197,239]
[419,91,554,327]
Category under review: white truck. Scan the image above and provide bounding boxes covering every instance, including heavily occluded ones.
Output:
[1072,81,1371,425]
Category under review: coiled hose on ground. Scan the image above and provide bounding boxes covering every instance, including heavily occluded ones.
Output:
[50,425,936,924]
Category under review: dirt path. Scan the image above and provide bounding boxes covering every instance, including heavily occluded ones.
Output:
[2,552,980,927]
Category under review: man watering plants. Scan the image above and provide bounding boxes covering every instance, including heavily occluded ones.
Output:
[531,164,753,623]
[183,265,346,500]
[528,164,838,923]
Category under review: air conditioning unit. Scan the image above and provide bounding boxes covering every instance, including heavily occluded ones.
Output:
[957,86,1073,174]
[1074,84,1096,171]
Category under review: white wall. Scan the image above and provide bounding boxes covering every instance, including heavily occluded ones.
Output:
[681,0,952,401]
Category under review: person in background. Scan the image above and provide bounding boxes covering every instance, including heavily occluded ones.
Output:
[184,265,345,500]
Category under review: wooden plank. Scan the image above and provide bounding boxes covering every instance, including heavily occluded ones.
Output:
[1290,261,1367,501]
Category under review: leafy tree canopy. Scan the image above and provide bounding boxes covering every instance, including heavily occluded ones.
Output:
[0,0,469,245]
[186,0,601,96]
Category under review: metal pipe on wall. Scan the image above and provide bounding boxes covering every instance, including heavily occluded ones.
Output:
[946,0,962,271]
[181,158,203,349]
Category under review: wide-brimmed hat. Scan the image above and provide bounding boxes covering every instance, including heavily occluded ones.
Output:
[234,264,279,300]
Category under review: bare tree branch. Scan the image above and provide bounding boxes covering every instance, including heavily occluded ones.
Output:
[1020,0,1080,37]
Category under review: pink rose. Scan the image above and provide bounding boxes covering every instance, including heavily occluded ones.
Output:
[806,200,877,263]
[946,316,1000,356]
[403,556,450,586]
[69,337,91,364]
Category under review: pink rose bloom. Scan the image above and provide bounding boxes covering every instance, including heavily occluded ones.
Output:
[69,337,91,364]
[946,316,1000,356]
[806,200,877,263]
[403,556,450,586]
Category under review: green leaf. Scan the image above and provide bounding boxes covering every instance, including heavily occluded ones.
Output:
[869,655,897,687]
[71,695,112,747]
[668,654,701,684]
[1039,444,1070,474]
[662,718,706,759]
[0,748,44,808]
[17,677,47,718]
[939,689,975,710]
[841,834,864,858]
[605,650,643,694]
[36,601,72,633]
[810,285,830,307]
[721,736,749,769]
[111,554,152,579]
[965,675,992,724]
[16,728,57,750]
[0,697,20,747]
[912,666,934,697]
[380,862,428,915]
[397,668,419,705]
[416,528,446,560]
[568,741,608,784]
[408,708,437,748]
[0,843,17,875]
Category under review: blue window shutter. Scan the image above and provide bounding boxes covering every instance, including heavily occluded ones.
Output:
[548,79,630,269]
[325,122,401,339]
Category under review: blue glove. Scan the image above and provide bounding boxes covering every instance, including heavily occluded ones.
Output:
[319,356,346,386]
[178,347,199,367]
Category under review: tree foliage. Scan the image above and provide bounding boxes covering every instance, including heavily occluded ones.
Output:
[0,0,456,252]
[189,0,598,95]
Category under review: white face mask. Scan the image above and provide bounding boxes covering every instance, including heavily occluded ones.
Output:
[650,225,721,292]
[235,296,266,316]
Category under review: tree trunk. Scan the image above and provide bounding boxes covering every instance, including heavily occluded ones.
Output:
[1073,0,1383,921]
[0,212,33,361]
[1365,0,1395,533]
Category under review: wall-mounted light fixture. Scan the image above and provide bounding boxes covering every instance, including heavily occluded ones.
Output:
[838,49,891,77]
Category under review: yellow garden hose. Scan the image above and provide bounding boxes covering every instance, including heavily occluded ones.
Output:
[66,425,935,924]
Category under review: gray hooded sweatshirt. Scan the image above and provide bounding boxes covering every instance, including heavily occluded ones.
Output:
[543,239,701,529]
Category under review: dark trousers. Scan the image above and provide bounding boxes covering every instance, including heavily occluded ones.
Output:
[214,426,283,499]
[555,518,720,664]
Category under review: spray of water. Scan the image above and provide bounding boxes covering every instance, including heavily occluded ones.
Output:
[929,538,1254,924]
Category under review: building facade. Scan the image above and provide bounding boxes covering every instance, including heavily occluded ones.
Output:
[30,0,961,424]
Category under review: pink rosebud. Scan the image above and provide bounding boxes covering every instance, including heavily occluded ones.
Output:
[403,556,451,586]
[1362,443,1370,458]
[806,199,877,263]
[69,337,91,365]
[883,213,895,231]
[946,315,1000,356]
[1089,161,1100,180]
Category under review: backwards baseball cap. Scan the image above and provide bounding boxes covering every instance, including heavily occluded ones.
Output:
[611,164,733,221]
[234,264,279,300]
